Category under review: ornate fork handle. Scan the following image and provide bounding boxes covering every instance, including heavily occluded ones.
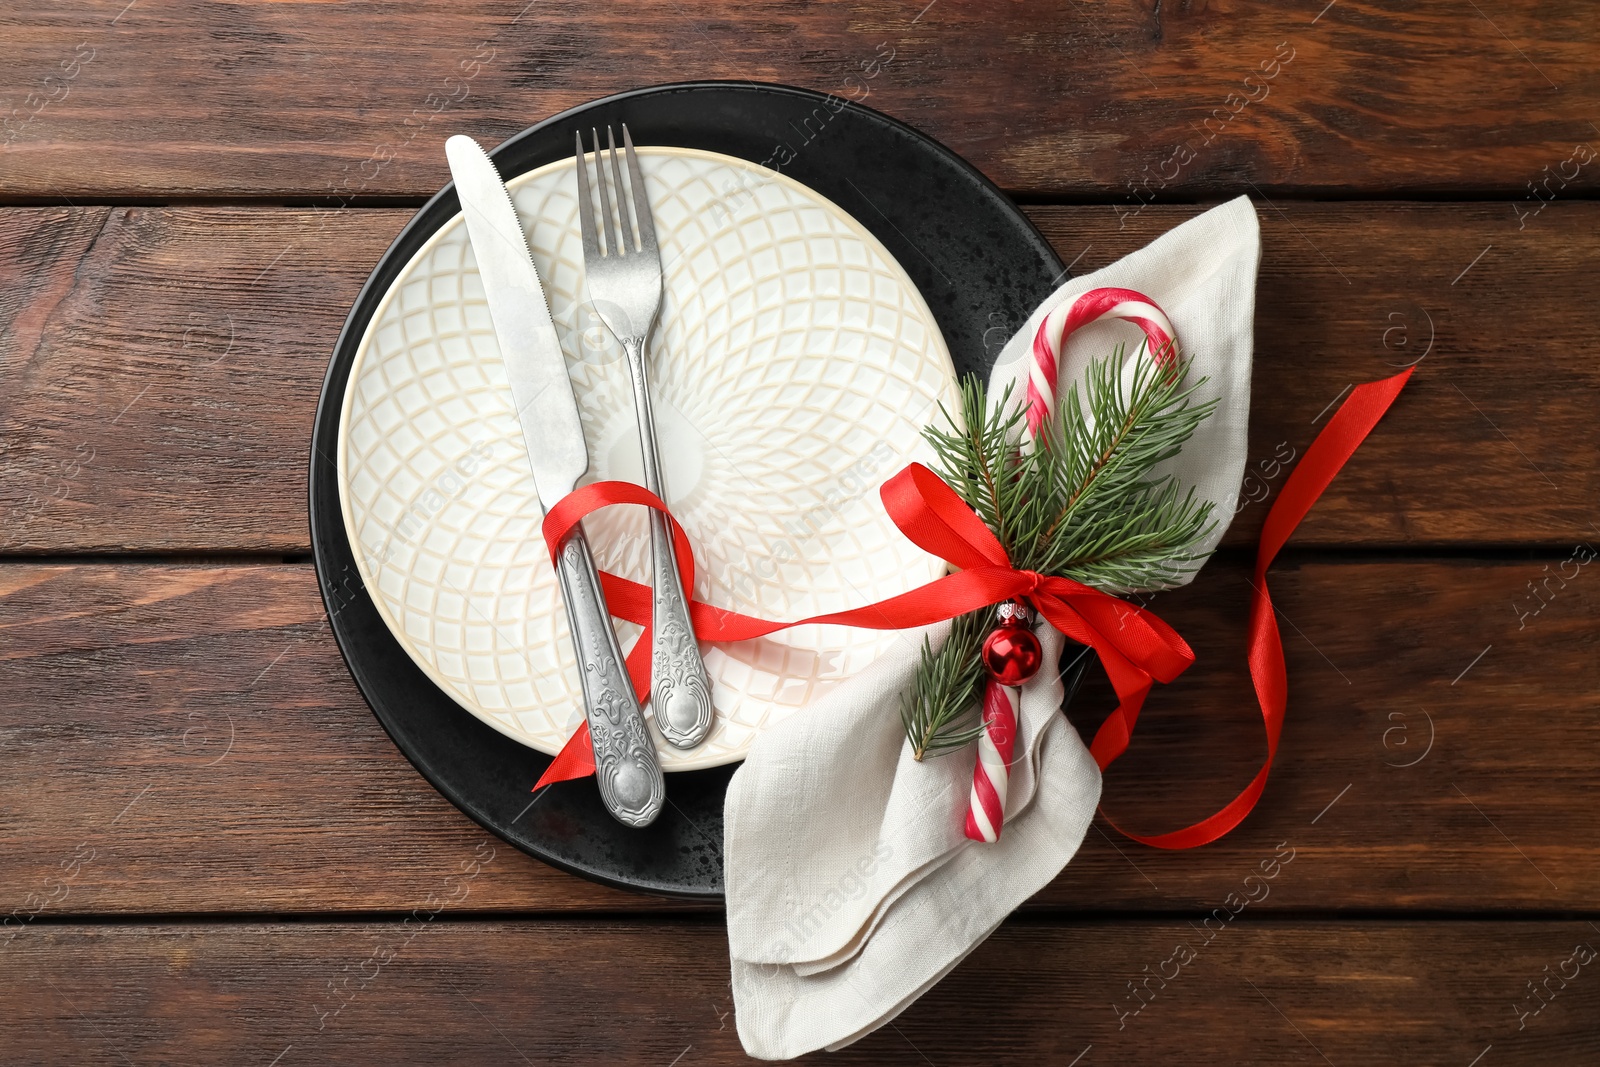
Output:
[622,337,714,749]
[552,524,664,827]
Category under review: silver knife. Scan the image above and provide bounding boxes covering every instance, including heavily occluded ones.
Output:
[445,134,664,829]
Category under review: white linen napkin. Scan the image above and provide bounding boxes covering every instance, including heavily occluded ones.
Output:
[724,196,1261,1059]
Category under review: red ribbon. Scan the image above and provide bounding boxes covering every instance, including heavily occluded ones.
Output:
[533,368,1413,849]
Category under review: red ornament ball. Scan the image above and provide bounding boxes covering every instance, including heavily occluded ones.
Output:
[981,623,1043,686]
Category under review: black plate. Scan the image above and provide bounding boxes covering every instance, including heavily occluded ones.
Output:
[309,82,1065,899]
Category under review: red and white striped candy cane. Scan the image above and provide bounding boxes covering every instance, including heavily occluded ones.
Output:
[963,286,1178,843]
[963,680,1019,842]
[1024,286,1178,437]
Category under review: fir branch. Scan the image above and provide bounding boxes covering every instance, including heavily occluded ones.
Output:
[902,343,1219,758]
[922,383,1027,548]
[900,608,990,761]
[924,344,1218,591]
[1030,344,1218,590]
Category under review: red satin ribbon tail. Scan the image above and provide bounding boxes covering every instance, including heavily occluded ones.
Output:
[1093,368,1413,847]
[1104,764,1274,850]
[533,721,596,790]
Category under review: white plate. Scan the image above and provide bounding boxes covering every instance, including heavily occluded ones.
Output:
[337,146,957,770]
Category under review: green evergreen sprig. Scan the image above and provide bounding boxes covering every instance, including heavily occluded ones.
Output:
[901,344,1218,760]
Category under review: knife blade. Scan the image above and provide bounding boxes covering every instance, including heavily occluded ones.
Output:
[446,135,586,505]
[445,134,664,829]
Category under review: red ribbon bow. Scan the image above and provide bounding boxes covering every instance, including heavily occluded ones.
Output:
[533,369,1414,849]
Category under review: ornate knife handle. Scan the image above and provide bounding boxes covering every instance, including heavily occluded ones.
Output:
[552,524,664,828]
[622,337,715,750]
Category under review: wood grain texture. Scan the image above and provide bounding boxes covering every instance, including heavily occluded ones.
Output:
[1,2,1596,200]
[0,205,400,552]
[1035,201,1600,549]
[1,202,1595,553]
[4,3,1593,1060]
[1,557,1591,916]
[5,919,1596,1064]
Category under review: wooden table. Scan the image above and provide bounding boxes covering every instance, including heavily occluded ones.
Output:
[3,2,1596,1063]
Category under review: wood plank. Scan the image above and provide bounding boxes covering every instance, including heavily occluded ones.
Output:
[1,201,1595,553]
[1,2,1596,199]
[1,557,1592,915]
[4,919,1595,1063]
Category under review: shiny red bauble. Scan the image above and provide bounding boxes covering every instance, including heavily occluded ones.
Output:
[981,622,1043,686]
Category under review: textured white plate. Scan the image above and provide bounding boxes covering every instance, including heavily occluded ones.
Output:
[337,146,957,770]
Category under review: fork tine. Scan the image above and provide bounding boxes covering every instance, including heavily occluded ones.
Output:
[574,129,600,261]
[621,124,657,254]
[605,126,632,254]
[592,126,619,257]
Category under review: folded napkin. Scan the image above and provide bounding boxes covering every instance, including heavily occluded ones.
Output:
[725,196,1262,1059]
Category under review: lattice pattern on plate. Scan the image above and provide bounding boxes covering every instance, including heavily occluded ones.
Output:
[338,146,958,770]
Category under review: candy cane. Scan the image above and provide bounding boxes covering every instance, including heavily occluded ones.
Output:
[965,287,1178,843]
[963,680,1019,842]
[1025,286,1177,437]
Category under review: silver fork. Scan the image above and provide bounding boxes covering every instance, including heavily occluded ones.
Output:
[574,124,713,751]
